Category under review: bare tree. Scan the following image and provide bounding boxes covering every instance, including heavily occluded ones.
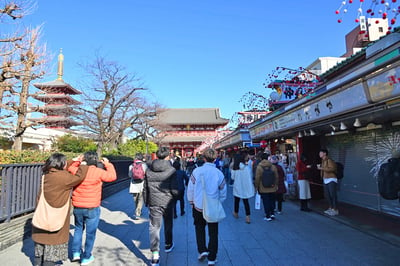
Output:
[76,54,159,157]
[0,1,47,151]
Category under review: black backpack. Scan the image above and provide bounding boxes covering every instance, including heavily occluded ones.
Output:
[378,158,400,200]
[261,166,275,188]
[336,162,344,179]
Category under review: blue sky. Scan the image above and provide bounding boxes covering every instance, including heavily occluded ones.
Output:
[24,1,374,121]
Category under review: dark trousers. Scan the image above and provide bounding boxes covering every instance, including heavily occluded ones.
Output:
[173,190,185,216]
[192,207,219,261]
[325,181,338,209]
[261,193,275,218]
[234,196,250,216]
[275,193,284,212]
[149,206,173,252]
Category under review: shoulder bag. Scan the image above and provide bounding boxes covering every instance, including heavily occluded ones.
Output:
[201,174,226,223]
[32,176,71,232]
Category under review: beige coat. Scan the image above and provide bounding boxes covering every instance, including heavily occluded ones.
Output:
[320,157,337,179]
[255,159,278,193]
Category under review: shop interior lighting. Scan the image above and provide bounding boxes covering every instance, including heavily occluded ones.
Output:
[353,118,361,127]
[298,131,303,138]
[340,122,347,130]
[331,131,335,135]
[330,124,337,131]
[310,129,316,136]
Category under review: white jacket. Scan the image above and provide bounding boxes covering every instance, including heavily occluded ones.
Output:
[231,163,255,199]
[187,162,227,211]
[128,162,148,193]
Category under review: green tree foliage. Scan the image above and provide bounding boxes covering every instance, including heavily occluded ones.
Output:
[117,139,157,158]
[54,134,97,153]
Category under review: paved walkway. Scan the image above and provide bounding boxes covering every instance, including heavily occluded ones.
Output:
[1,187,399,266]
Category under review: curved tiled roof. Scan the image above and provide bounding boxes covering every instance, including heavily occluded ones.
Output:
[156,108,229,125]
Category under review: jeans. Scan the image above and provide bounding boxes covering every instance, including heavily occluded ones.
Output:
[173,190,185,216]
[260,193,275,218]
[149,206,173,252]
[72,207,100,259]
[192,207,218,261]
[222,167,232,185]
[325,181,338,209]
[132,192,144,217]
[234,196,250,216]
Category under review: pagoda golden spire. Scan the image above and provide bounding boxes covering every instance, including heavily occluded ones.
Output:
[57,48,64,81]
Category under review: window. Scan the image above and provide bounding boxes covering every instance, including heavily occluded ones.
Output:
[379,27,383,33]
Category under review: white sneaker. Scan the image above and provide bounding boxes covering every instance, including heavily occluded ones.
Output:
[324,208,332,215]
[330,209,339,216]
[208,259,217,265]
[198,251,208,261]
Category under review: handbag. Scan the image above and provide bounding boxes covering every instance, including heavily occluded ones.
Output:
[32,176,71,232]
[255,192,261,210]
[201,174,226,223]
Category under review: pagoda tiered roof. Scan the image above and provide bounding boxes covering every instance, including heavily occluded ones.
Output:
[156,108,229,126]
[36,104,81,116]
[33,79,81,95]
[29,50,82,129]
[32,93,82,105]
[28,116,81,128]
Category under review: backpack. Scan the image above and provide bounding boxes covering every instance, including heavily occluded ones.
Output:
[336,162,344,179]
[132,160,145,183]
[261,166,275,188]
[378,158,400,200]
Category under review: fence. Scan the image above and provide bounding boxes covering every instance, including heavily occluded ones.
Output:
[0,160,132,223]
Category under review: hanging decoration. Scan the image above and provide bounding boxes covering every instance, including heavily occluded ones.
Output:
[263,66,322,105]
[335,0,399,34]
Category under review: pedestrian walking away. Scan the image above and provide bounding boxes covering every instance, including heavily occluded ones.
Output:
[255,153,278,221]
[144,147,179,266]
[172,160,189,218]
[231,152,254,224]
[187,148,227,266]
[270,155,286,214]
[129,152,148,220]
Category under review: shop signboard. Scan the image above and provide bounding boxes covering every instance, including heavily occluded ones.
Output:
[274,82,369,131]
[249,122,274,139]
[367,65,400,102]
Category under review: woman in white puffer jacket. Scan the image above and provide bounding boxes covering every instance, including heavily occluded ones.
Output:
[231,152,255,224]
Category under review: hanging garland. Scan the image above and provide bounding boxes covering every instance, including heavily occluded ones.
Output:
[335,0,399,34]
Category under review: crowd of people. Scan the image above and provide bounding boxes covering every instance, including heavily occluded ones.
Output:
[31,146,339,266]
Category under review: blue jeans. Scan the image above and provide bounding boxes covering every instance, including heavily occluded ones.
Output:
[72,207,100,259]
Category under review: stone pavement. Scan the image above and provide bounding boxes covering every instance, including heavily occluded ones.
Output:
[0,187,399,266]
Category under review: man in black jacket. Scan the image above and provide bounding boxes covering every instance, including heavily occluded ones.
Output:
[143,147,179,266]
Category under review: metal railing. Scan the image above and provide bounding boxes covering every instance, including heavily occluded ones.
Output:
[0,160,132,223]
[0,163,43,222]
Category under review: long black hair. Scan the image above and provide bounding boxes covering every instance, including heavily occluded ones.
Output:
[42,153,67,174]
[232,153,244,170]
